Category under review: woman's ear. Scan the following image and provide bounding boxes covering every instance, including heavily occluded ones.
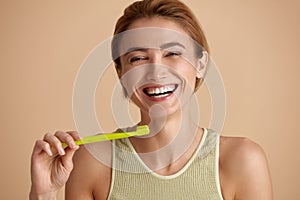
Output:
[196,51,208,78]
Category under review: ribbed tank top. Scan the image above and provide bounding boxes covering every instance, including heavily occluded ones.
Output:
[107,128,224,200]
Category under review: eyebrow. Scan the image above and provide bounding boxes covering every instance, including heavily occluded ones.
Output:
[160,42,186,50]
[123,42,186,56]
[124,47,148,56]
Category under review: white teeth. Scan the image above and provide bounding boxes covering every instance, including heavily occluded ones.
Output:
[152,93,169,98]
[155,88,160,94]
[144,85,176,96]
[159,87,164,94]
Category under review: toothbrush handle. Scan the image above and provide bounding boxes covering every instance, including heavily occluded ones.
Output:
[62,132,136,148]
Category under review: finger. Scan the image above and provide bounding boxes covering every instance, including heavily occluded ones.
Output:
[61,146,80,171]
[54,131,77,149]
[32,139,53,157]
[44,132,65,156]
[66,131,81,141]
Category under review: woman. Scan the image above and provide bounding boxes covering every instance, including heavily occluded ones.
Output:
[30,0,273,199]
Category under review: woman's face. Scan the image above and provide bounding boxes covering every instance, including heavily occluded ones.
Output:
[118,17,204,117]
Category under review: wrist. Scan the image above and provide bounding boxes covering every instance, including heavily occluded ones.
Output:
[29,187,57,200]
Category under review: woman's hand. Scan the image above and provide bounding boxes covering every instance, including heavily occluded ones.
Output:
[29,131,81,200]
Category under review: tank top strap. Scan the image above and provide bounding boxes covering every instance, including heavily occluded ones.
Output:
[197,128,220,159]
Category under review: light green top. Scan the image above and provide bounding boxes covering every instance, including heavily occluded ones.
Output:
[108,128,223,200]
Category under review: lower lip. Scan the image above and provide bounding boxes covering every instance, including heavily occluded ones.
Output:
[144,92,175,102]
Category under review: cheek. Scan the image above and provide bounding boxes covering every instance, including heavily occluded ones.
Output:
[186,71,197,89]
[173,63,197,88]
[119,57,131,75]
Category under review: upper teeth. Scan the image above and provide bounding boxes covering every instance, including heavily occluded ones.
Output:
[146,85,176,95]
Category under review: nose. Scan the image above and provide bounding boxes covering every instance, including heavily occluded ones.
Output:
[148,49,162,64]
[146,64,168,81]
[146,50,168,81]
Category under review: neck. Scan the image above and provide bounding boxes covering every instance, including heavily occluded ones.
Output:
[130,103,203,171]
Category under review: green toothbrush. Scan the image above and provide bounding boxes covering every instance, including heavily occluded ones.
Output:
[62,125,149,148]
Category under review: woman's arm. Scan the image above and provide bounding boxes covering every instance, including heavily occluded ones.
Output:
[65,144,112,200]
[220,137,273,200]
[235,138,273,199]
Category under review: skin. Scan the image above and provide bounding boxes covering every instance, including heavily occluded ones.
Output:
[30,17,273,200]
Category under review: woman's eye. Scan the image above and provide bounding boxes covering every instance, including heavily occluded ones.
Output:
[129,56,147,64]
[165,51,182,57]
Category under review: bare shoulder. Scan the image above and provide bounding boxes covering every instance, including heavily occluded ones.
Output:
[219,136,273,199]
[66,143,112,200]
[219,136,266,166]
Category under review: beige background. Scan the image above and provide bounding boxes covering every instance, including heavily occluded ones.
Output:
[0,0,299,199]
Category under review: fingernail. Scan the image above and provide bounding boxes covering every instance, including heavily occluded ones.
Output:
[59,147,65,155]
[69,142,76,149]
[45,145,53,156]
[47,149,53,156]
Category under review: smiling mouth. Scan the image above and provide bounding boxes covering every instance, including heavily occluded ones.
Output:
[142,84,178,99]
